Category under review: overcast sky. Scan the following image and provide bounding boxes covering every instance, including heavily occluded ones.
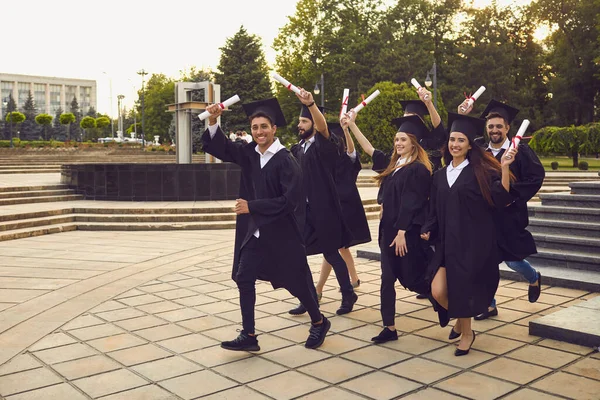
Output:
[2,0,536,116]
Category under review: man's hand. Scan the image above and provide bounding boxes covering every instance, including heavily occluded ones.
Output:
[420,232,431,241]
[417,87,433,105]
[457,99,473,115]
[235,198,250,215]
[206,103,223,126]
[501,146,518,168]
[296,88,315,106]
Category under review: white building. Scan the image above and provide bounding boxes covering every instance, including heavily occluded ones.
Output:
[0,73,97,117]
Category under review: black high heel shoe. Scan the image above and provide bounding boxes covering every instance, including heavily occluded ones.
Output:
[454,331,476,356]
[448,327,461,340]
[428,295,449,327]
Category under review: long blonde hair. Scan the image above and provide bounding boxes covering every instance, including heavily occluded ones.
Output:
[374,133,432,185]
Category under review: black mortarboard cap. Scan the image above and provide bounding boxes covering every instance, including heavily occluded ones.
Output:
[480,99,519,124]
[327,122,347,148]
[400,100,428,118]
[242,98,286,127]
[448,112,486,142]
[391,115,429,142]
[299,104,326,120]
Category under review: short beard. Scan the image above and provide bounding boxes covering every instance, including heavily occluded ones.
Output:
[298,126,314,140]
[489,133,505,144]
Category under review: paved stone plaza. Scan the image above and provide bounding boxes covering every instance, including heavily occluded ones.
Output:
[0,221,599,400]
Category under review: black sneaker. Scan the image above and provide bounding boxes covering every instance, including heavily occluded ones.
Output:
[288,303,307,315]
[371,327,398,344]
[221,330,260,352]
[528,271,542,303]
[336,291,358,315]
[305,315,331,349]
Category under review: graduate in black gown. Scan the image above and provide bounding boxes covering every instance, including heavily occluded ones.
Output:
[201,98,330,351]
[457,99,545,321]
[313,121,372,300]
[345,111,433,344]
[420,113,516,356]
[287,88,358,316]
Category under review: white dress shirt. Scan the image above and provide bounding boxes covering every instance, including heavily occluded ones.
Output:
[487,138,510,157]
[446,158,470,187]
[392,156,411,176]
[301,135,316,153]
[347,149,357,162]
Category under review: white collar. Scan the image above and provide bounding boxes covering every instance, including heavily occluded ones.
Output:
[447,158,470,172]
[487,138,510,152]
[255,138,284,156]
[395,156,411,168]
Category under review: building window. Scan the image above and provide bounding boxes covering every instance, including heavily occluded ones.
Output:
[34,84,46,114]
[65,85,77,110]
[49,85,61,115]
[18,82,30,107]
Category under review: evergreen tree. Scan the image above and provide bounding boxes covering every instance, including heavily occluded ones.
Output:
[20,91,39,140]
[86,106,97,117]
[53,107,66,140]
[215,26,273,133]
[70,97,81,140]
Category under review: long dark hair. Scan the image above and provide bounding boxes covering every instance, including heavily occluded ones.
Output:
[442,137,514,206]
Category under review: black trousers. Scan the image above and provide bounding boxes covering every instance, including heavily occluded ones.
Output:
[380,256,398,327]
[236,236,321,333]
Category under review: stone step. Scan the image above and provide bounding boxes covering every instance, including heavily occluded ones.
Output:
[0,223,78,242]
[0,208,73,223]
[0,169,62,174]
[529,249,600,272]
[0,194,84,206]
[569,181,600,195]
[529,298,600,347]
[528,204,600,223]
[0,189,77,200]
[529,218,600,239]
[0,185,69,193]
[76,221,238,231]
[0,165,64,169]
[73,213,237,223]
[539,193,600,208]
[356,246,600,291]
[0,215,76,232]
[532,233,600,255]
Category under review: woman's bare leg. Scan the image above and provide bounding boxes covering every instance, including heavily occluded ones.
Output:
[315,258,332,296]
[340,248,359,284]
[431,267,448,309]
[457,318,474,350]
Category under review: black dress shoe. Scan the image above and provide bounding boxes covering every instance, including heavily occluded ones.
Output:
[416,293,428,299]
[528,271,542,303]
[454,331,476,356]
[371,327,398,344]
[448,327,461,340]
[288,303,307,315]
[474,307,498,321]
[336,291,358,315]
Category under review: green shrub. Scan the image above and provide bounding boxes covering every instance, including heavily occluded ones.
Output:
[578,161,589,170]
[551,161,559,170]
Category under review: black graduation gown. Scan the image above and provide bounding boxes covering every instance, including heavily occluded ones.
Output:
[488,144,545,261]
[334,152,371,247]
[291,133,351,255]
[422,164,513,318]
[420,122,446,173]
[379,162,432,293]
[201,126,308,291]
[372,149,391,205]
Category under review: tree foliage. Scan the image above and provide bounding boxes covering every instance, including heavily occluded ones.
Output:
[60,112,76,141]
[35,113,53,140]
[140,74,175,143]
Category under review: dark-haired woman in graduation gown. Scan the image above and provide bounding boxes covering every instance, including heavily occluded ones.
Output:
[313,121,372,300]
[346,111,432,344]
[420,113,516,356]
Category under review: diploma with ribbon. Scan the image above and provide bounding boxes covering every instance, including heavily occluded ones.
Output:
[411,78,430,100]
[505,119,530,159]
[459,86,486,112]
[272,73,302,95]
[198,95,241,121]
[339,89,350,118]
[350,90,381,114]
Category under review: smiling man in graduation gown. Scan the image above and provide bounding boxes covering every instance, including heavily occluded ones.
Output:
[201,98,330,351]
[459,99,545,320]
[287,89,358,316]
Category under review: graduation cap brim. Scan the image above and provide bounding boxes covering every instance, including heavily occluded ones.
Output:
[326,122,344,138]
[242,98,287,127]
[447,112,486,142]
[400,100,428,118]
[391,115,429,142]
[480,99,519,125]
[300,104,328,120]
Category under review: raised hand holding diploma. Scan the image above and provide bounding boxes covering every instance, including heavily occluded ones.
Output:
[199,95,241,121]
[509,119,530,152]
[295,88,315,105]
[350,90,381,114]
[206,103,224,125]
[459,86,486,113]
[502,147,518,167]
[272,73,302,95]
[340,89,350,118]
[417,87,433,104]
[411,78,430,100]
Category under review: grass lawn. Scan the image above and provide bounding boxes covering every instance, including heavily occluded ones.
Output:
[538,156,600,171]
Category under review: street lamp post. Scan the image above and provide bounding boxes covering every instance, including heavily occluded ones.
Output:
[313,73,324,108]
[2,99,13,148]
[117,95,125,138]
[137,69,148,148]
[424,61,437,110]
[102,72,115,138]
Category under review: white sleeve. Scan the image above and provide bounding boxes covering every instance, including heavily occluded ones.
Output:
[347,149,357,162]
[208,124,219,138]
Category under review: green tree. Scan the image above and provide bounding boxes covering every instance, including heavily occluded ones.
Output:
[141,74,175,143]
[20,91,38,140]
[2,93,16,140]
[86,106,97,117]
[6,111,25,146]
[80,116,96,141]
[214,26,273,133]
[60,112,76,141]
[35,113,53,140]
[531,125,588,166]
[69,97,81,141]
[52,107,65,140]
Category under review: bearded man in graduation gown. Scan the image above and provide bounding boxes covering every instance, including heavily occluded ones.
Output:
[201,98,330,351]
[459,99,545,321]
[287,89,358,317]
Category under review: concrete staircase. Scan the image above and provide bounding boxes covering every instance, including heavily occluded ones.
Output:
[0,185,83,206]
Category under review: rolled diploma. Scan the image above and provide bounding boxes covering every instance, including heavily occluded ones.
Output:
[460,86,486,112]
[272,73,302,95]
[351,90,381,114]
[340,89,350,118]
[511,119,530,148]
[198,95,241,121]
[410,78,429,100]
